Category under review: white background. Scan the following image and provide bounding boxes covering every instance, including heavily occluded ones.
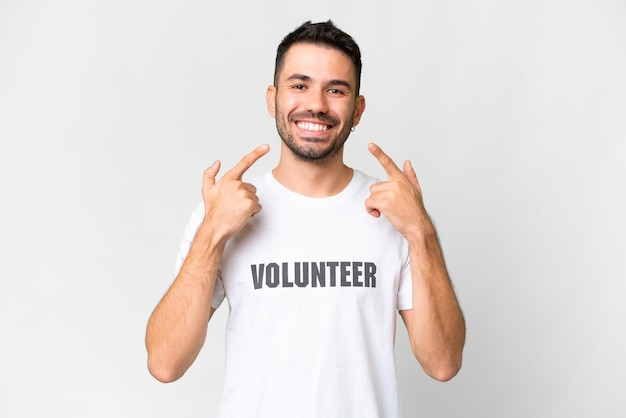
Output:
[1,0,625,417]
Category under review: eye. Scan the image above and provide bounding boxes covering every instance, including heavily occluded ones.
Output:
[328,88,344,95]
[293,84,306,90]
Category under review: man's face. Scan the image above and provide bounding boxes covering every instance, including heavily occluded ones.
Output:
[267,43,365,164]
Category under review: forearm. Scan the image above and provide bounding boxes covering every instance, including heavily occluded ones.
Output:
[146,222,225,382]
[404,223,466,381]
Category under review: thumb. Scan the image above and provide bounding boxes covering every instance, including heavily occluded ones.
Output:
[203,160,221,188]
[403,160,420,188]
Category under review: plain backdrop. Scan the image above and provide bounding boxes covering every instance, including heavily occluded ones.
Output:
[1,0,625,417]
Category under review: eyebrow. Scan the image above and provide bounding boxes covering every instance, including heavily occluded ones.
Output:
[286,74,353,91]
[286,73,312,83]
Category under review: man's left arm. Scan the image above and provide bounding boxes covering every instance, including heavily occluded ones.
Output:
[365,142,466,382]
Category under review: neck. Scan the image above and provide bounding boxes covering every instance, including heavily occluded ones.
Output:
[272,147,353,198]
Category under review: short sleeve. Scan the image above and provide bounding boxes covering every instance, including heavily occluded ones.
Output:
[396,247,413,311]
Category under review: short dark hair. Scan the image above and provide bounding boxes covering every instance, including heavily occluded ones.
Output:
[274,20,362,94]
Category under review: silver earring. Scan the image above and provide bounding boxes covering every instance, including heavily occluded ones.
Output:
[350,126,356,132]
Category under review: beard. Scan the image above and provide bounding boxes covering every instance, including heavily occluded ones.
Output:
[274,108,353,165]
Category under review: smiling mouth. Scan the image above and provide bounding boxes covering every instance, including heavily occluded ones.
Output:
[295,121,332,131]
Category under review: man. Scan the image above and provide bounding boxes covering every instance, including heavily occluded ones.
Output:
[146,20,465,417]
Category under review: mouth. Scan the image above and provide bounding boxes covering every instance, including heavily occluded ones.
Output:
[295,120,332,132]
[289,111,339,135]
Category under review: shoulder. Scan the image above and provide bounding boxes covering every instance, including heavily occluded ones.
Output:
[351,169,381,192]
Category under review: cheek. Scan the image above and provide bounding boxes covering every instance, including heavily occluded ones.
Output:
[278,90,314,114]
[282,100,300,117]
[337,105,357,124]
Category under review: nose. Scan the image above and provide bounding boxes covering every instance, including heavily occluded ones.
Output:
[304,88,329,114]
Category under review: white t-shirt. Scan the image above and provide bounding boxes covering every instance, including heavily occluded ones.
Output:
[175,170,413,418]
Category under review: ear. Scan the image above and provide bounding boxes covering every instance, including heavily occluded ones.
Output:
[352,95,366,127]
[266,85,277,118]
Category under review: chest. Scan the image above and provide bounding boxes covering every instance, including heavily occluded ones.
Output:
[219,199,407,311]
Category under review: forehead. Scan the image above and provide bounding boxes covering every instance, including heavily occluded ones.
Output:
[279,43,357,86]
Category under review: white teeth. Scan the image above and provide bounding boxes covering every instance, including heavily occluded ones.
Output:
[297,121,329,131]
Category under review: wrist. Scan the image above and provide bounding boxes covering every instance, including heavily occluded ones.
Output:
[404,213,436,242]
[195,220,229,254]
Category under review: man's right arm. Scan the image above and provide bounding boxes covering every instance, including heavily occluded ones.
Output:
[145,220,224,383]
[145,144,270,383]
